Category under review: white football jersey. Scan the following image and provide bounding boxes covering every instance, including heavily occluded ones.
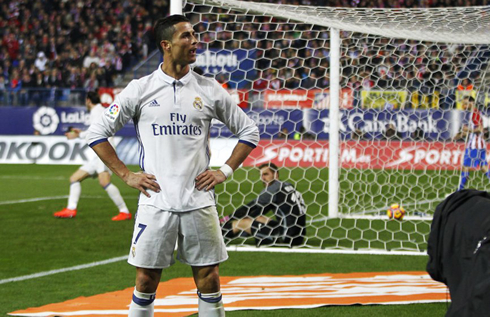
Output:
[86,65,259,212]
[80,103,115,147]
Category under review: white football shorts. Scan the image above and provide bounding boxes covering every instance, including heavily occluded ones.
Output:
[128,205,228,268]
[79,156,111,176]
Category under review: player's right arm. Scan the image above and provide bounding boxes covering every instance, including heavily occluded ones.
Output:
[86,81,160,197]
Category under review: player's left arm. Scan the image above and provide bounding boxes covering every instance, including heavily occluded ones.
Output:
[195,142,255,191]
[195,81,259,191]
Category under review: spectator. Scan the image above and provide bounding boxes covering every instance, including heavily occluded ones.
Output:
[83,50,101,69]
[253,70,269,91]
[2,33,20,61]
[269,74,283,90]
[46,68,62,89]
[0,76,5,105]
[351,129,365,140]
[457,78,474,91]
[84,72,99,91]
[383,123,402,140]
[20,71,33,106]
[278,127,290,139]
[34,52,48,72]
[411,127,425,141]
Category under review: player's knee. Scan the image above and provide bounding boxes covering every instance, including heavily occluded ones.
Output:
[69,175,79,183]
[195,267,220,293]
[135,269,161,293]
[99,180,110,188]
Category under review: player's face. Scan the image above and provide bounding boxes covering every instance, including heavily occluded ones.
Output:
[260,167,277,187]
[462,99,474,110]
[167,22,198,65]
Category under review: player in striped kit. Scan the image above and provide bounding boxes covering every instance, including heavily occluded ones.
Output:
[86,15,259,317]
[458,96,490,190]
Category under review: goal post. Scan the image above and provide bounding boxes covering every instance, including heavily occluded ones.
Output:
[183,0,490,254]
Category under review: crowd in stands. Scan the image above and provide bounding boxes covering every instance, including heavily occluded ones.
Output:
[0,0,166,106]
[191,1,488,109]
[1,0,488,108]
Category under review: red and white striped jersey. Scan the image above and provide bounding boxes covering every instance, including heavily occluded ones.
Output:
[466,110,486,150]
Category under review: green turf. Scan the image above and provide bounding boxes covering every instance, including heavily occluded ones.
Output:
[0,164,449,316]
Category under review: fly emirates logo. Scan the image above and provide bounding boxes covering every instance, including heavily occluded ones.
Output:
[152,113,202,136]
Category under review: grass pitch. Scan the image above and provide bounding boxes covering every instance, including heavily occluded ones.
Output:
[0,164,449,316]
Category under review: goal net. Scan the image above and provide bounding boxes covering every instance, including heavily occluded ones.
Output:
[184,0,490,254]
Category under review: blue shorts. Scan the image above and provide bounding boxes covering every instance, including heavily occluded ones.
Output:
[463,149,488,168]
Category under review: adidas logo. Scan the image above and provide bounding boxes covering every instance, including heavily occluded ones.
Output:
[149,99,160,107]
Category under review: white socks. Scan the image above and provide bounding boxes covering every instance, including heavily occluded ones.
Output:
[104,183,130,213]
[128,289,225,317]
[128,289,155,317]
[67,182,81,210]
[198,291,225,317]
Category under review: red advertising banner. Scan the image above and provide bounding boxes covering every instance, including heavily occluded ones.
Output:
[264,89,354,109]
[244,140,472,170]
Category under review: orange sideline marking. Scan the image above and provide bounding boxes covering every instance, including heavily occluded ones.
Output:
[9,271,447,317]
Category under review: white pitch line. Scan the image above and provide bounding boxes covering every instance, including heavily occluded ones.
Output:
[0,195,139,206]
[0,175,66,180]
[0,255,127,285]
[0,196,68,205]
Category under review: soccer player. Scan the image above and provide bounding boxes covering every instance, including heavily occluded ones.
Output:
[221,163,306,247]
[85,15,259,317]
[53,91,132,221]
[457,96,490,190]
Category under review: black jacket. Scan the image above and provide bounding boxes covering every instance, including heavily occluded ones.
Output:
[427,189,490,317]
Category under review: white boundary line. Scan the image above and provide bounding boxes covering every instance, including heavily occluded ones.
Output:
[0,196,68,205]
[0,175,66,180]
[0,256,128,285]
[0,195,139,206]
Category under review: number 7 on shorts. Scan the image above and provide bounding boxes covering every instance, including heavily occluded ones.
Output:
[134,223,147,245]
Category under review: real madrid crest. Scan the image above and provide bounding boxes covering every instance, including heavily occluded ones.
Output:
[193,97,203,111]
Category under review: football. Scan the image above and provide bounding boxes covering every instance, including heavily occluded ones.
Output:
[387,204,406,220]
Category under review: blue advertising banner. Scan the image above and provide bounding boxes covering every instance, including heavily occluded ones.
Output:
[305,109,454,141]
[0,106,478,142]
[213,108,455,141]
[0,106,135,136]
[194,49,256,89]
[210,109,303,139]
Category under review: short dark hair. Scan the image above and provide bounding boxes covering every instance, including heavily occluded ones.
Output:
[86,91,100,104]
[154,15,190,54]
[258,163,279,175]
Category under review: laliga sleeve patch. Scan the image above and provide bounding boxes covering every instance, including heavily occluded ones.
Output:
[105,103,121,122]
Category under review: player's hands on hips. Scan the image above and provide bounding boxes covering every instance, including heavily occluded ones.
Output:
[195,169,226,191]
[125,171,160,198]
